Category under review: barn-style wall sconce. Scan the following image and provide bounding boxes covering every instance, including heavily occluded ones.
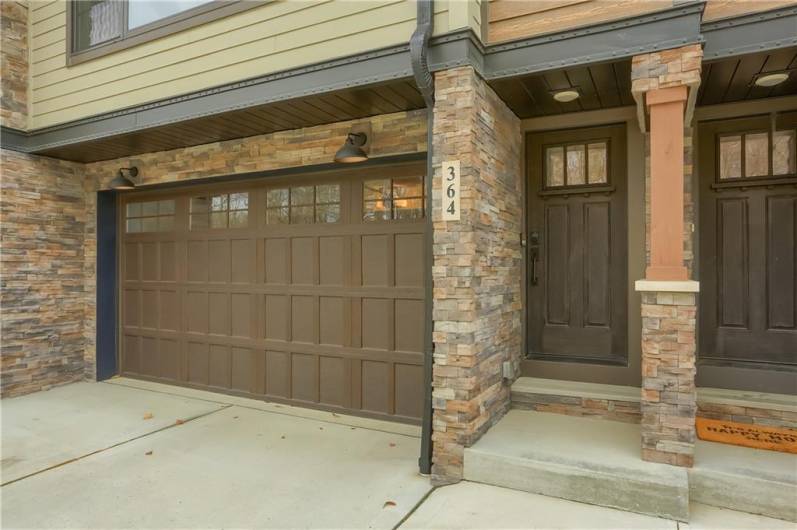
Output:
[109,167,139,190]
[334,132,369,163]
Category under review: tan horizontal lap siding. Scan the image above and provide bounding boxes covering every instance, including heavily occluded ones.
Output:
[487,0,797,44]
[29,0,475,129]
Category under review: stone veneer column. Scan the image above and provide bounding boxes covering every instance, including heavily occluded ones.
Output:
[430,67,523,483]
[632,45,702,467]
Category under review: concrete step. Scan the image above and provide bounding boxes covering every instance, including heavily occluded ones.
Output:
[464,409,690,521]
[690,440,797,522]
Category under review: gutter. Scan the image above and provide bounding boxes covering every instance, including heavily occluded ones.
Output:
[410,0,435,476]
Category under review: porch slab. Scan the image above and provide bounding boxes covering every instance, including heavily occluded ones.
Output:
[689,439,797,522]
[0,381,226,484]
[463,409,689,521]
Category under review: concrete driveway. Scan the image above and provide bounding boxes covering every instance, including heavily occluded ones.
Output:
[1,378,430,529]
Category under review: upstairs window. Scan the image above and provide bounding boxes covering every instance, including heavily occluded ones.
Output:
[718,130,796,180]
[68,1,255,64]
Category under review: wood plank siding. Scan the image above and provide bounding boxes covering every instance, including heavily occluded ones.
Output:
[29,0,481,129]
[487,0,797,44]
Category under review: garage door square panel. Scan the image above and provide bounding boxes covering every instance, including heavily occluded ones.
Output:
[187,241,207,282]
[160,241,177,281]
[141,336,159,377]
[291,296,316,343]
[188,342,210,385]
[124,243,139,280]
[319,237,345,285]
[231,348,253,392]
[395,299,423,353]
[395,364,423,418]
[395,234,423,287]
[142,291,158,329]
[230,293,252,338]
[231,239,254,283]
[160,290,180,331]
[208,240,231,282]
[291,353,318,402]
[124,289,140,327]
[160,339,180,381]
[319,297,345,346]
[265,350,290,397]
[123,335,140,374]
[142,242,159,281]
[319,356,348,407]
[209,344,232,388]
[208,292,230,335]
[362,235,389,286]
[265,295,288,341]
[265,238,288,284]
[362,360,390,414]
[187,292,208,334]
[291,238,315,285]
[362,298,392,350]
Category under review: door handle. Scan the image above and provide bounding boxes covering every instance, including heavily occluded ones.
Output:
[530,247,539,286]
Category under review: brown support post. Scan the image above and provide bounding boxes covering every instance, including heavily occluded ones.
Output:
[632,44,702,468]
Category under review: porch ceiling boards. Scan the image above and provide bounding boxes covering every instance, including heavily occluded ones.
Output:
[697,47,797,106]
[34,80,425,163]
[488,59,635,119]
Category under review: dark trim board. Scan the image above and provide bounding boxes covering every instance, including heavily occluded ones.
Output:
[96,190,118,381]
[701,5,797,61]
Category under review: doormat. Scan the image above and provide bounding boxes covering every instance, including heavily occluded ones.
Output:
[696,417,797,454]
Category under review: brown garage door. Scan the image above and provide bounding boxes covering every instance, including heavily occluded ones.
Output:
[119,163,426,423]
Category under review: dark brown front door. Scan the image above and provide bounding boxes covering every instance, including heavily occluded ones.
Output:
[699,114,797,369]
[119,163,427,424]
[527,124,628,365]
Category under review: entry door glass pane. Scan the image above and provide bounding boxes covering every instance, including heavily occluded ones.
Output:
[719,135,742,179]
[744,132,769,177]
[773,130,796,175]
[545,147,564,187]
[566,145,586,185]
[128,0,211,29]
[587,142,608,184]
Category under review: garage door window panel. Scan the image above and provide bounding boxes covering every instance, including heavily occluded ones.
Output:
[718,129,797,180]
[363,177,425,221]
[190,192,249,229]
[126,200,175,233]
[267,185,341,225]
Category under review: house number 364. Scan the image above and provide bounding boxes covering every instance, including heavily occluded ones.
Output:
[441,160,461,221]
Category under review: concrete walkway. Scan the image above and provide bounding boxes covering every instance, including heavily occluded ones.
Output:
[2,379,794,529]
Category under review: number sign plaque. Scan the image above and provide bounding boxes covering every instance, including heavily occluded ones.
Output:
[442,160,461,221]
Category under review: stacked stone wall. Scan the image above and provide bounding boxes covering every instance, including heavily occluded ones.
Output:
[1,0,28,130]
[1,150,87,396]
[430,66,523,482]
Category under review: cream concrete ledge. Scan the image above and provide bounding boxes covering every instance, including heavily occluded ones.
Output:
[698,387,797,414]
[634,280,700,293]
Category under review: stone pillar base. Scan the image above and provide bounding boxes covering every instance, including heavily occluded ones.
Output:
[637,280,699,467]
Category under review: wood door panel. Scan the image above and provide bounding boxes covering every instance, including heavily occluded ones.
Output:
[119,165,426,424]
[528,124,628,366]
[699,115,797,369]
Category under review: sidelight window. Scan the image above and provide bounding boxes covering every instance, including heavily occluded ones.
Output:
[190,192,248,229]
[363,176,424,221]
[125,200,175,233]
[718,129,796,180]
[545,141,608,187]
[265,184,341,225]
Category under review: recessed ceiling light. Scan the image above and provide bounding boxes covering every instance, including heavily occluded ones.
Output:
[754,72,789,87]
[553,89,580,103]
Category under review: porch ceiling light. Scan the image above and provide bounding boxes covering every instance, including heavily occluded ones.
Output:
[552,89,580,103]
[109,167,139,190]
[334,132,368,163]
[754,72,790,87]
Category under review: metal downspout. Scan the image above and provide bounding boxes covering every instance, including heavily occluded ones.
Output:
[411,0,435,475]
